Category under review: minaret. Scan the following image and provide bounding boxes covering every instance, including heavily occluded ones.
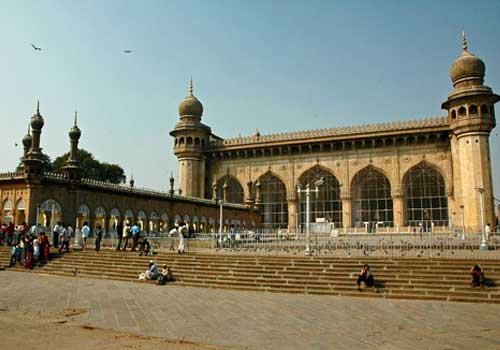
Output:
[442,32,499,232]
[23,101,46,175]
[170,80,211,198]
[169,173,175,196]
[62,111,82,180]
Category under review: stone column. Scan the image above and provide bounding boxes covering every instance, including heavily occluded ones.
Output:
[223,182,229,202]
[245,181,254,207]
[392,186,404,231]
[287,193,298,233]
[254,181,262,208]
[340,194,352,228]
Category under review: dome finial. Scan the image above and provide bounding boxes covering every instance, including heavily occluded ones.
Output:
[189,78,193,96]
[462,31,468,52]
[74,111,78,126]
[27,123,31,134]
[36,100,40,114]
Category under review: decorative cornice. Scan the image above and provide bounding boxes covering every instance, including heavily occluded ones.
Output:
[210,116,448,147]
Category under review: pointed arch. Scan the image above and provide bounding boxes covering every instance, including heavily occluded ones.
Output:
[351,165,393,227]
[216,175,244,204]
[298,165,343,227]
[257,171,288,229]
[403,161,449,227]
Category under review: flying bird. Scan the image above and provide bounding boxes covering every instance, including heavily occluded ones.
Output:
[31,44,42,51]
[123,50,132,54]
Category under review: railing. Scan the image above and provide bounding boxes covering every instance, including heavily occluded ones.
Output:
[208,231,500,259]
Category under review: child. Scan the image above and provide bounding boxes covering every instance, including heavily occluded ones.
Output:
[158,264,173,285]
[9,245,21,266]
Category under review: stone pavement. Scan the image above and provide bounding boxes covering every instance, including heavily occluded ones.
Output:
[0,271,499,350]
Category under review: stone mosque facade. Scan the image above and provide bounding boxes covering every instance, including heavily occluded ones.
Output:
[0,35,498,234]
[171,34,498,233]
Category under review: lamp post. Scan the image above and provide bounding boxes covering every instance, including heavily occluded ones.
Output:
[218,199,224,245]
[297,177,324,256]
[460,205,465,240]
[474,187,488,250]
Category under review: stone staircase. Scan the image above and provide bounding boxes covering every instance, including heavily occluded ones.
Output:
[1,246,499,303]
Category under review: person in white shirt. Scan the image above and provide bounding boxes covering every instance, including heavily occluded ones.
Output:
[485,223,491,240]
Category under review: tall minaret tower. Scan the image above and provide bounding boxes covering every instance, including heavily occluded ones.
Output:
[62,111,82,180]
[170,80,211,198]
[442,33,499,232]
[23,101,46,175]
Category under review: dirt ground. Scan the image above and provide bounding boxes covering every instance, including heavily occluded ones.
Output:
[0,307,226,350]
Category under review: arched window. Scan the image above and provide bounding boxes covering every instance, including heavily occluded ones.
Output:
[481,104,489,117]
[186,137,193,145]
[194,137,200,146]
[298,165,342,227]
[216,176,244,204]
[175,138,178,146]
[451,110,456,120]
[39,199,62,229]
[201,139,205,147]
[403,163,448,227]
[258,172,288,229]
[458,106,466,117]
[179,137,185,145]
[351,167,393,227]
[469,105,478,116]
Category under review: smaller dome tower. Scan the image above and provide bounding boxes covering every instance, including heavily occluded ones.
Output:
[62,111,82,180]
[170,80,212,198]
[442,32,499,233]
[22,101,46,175]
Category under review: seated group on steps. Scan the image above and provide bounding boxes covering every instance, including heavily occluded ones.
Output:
[138,261,173,285]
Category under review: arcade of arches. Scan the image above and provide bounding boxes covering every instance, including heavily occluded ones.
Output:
[211,162,452,230]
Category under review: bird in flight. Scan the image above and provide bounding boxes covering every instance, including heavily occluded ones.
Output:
[31,44,42,51]
[123,50,132,53]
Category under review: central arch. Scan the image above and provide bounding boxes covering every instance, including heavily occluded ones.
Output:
[298,165,342,227]
[257,171,288,230]
[351,166,393,228]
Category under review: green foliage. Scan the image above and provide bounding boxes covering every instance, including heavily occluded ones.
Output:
[16,152,53,173]
[18,149,126,184]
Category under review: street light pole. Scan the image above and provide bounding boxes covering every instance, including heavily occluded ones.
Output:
[460,205,465,240]
[475,187,488,250]
[297,177,324,256]
[218,199,224,245]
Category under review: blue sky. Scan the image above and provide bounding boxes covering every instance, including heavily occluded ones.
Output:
[0,0,499,196]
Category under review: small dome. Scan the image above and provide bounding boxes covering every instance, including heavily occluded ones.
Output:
[69,125,81,141]
[450,50,485,83]
[178,80,203,117]
[69,112,81,141]
[30,101,44,130]
[449,33,485,84]
[22,133,32,148]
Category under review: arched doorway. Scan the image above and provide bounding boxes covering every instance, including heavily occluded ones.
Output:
[298,165,342,228]
[351,167,393,230]
[124,209,134,225]
[15,199,27,225]
[216,176,244,204]
[95,206,107,233]
[76,204,90,230]
[403,162,448,228]
[137,210,146,231]
[257,172,288,230]
[1,200,13,224]
[37,199,62,232]
[149,212,159,233]
[109,208,121,234]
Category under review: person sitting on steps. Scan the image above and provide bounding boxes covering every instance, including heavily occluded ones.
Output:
[138,237,151,256]
[470,264,486,288]
[158,264,173,285]
[357,264,378,292]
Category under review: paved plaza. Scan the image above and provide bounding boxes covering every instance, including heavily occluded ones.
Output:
[0,271,499,349]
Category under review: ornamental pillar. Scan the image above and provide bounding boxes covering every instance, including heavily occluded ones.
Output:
[392,186,404,231]
[340,193,352,228]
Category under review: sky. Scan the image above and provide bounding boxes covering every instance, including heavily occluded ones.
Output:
[0,0,499,196]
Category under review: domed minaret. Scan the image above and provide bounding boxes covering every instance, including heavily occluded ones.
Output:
[62,111,82,180]
[23,101,46,175]
[22,124,32,159]
[442,32,499,233]
[170,80,211,198]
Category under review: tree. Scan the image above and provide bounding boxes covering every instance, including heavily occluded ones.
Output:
[18,149,126,184]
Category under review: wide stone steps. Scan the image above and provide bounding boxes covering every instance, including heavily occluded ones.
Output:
[1,247,500,303]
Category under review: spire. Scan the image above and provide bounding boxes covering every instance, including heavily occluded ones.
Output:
[36,100,40,115]
[462,31,468,52]
[189,78,193,96]
[74,111,78,126]
[27,123,31,134]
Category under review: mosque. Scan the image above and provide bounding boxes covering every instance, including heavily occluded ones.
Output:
[0,34,498,234]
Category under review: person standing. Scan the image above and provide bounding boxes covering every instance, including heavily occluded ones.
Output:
[59,223,71,253]
[177,222,186,254]
[52,222,61,249]
[122,223,131,251]
[6,222,14,246]
[130,223,140,251]
[81,222,90,249]
[95,224,103,252]
[115,221,124,250]
[485,223,491,241]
